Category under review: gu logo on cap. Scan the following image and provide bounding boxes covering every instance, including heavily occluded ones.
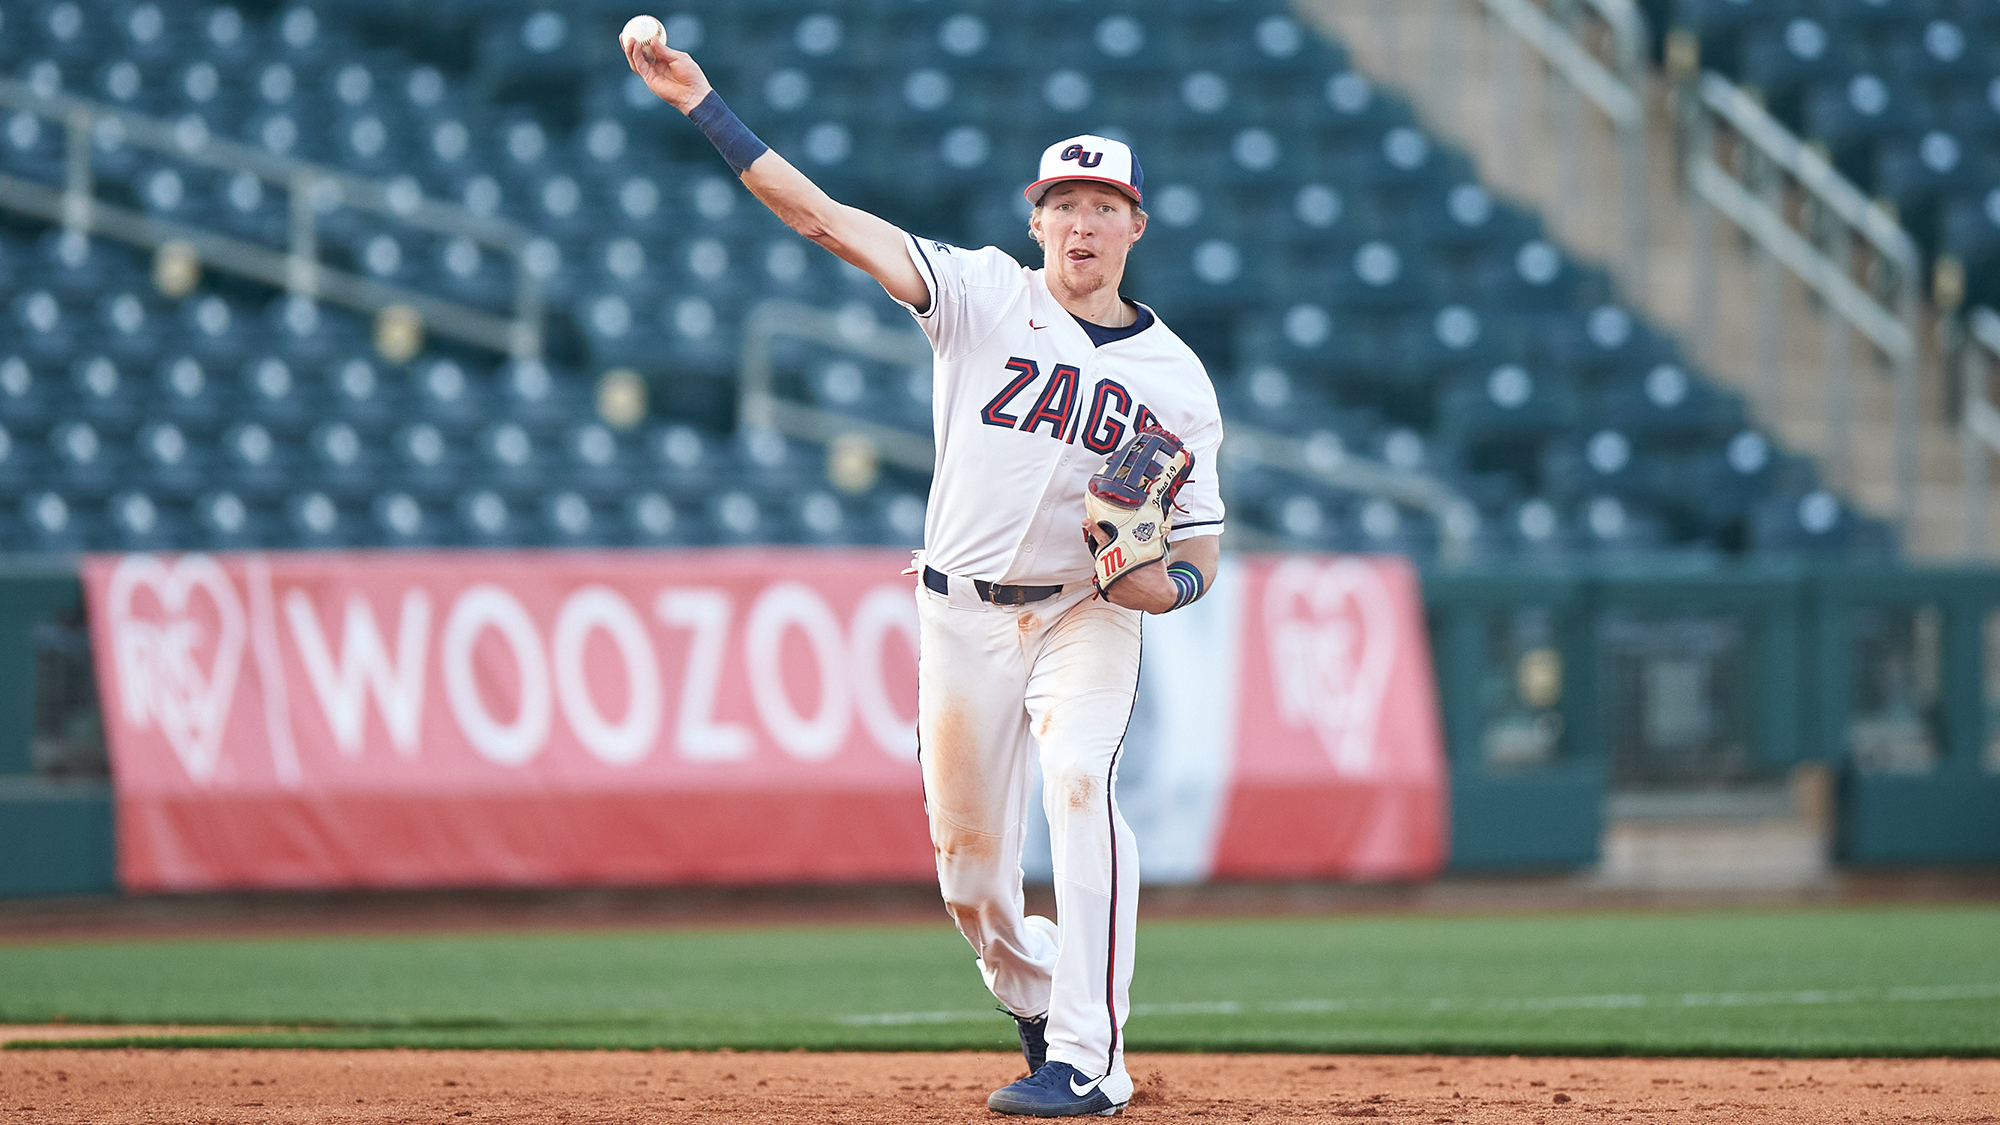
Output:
[1025,134,1144,205]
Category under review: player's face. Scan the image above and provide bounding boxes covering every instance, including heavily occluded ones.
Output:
[1032,182,1146,297]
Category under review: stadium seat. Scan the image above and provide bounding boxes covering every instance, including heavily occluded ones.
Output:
[371,490,438,548]
[219,420,292,499]
[18,490,93,553]
[308,420,378,499]
[1875,131,1996,252]
[136,420,206,500]
[194,488,270,549]
[541,489,607,546]
[1805,73,1930,187]
[50,420,124,498]
[107,489,184,551]
[412,358,487,433]
[286,488,359,549]
[1739,15,1868,125]
[455,488,521,546]
[153,356,226,432]
[624,490,690,546]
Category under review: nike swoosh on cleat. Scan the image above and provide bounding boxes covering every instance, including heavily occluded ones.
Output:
[1069,1075,1106,1096]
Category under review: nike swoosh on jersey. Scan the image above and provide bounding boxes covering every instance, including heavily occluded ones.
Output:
[1029,319,1048,330]
[1069,1074,1107,1096]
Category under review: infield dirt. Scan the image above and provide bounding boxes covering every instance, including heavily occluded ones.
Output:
[0,1041,1993,1123]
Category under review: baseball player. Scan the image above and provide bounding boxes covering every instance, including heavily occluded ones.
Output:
[624,21,1225,1117]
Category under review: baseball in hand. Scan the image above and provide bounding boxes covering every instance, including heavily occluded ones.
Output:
[620,14,665,50]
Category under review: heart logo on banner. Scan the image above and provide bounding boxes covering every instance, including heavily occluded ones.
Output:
[104,555,247,784]
[1262,556,1398,776]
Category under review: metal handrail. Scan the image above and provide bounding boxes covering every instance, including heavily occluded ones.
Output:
[0,78,543,360]
[1477,0,1651,301]
[1682,68,1922,537]
[736,299,1481,564]
[1695,74,1918,271]
[1960,308,2000,553]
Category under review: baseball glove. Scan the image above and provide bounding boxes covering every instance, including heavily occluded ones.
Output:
[1083,423,1194,594]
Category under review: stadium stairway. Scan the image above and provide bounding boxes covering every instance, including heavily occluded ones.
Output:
[1308,0,1997,560]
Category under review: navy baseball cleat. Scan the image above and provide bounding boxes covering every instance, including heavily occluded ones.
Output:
[1011,1011,1049,1073]
[987,1061,1132,1117]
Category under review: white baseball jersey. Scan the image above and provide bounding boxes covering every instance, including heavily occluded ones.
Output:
[897,233,1226,587]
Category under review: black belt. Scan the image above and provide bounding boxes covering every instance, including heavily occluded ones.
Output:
[923,566,1062,606]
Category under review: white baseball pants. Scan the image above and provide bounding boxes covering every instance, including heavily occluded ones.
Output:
[915,576,1142,1079]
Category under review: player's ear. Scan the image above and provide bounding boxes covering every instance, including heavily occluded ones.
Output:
[1129,205,1146,243]
[1028,204,1045,245]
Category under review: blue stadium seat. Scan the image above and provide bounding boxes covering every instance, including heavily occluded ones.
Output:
[1539,429,1661,503]
[18,490,93,554]
[324,355,396,433]
[456,488,522,547]
[136,420,206,500]
[542,489,606,546]
[560,421,632,499]
[0,355,51,431]
[412,358,487,433]
[1673,0,1802,75]
[219,420,292,499]
[2,104,65,185]
[372,490,438,548]
[107,489,184,551]
[97,290,167,362]
[1594,361,1747,440]
[10,289,74,361]
[210,170,288,244]
[286,489,360,549]
[624,490,690,547]
[477,421,544,495]
[1546,304,1676,386]
[1882,18,1991,88]
[178,293,256,367]
[1804,73,1929,187]
[194,489,270,549]
[794,489,857,545]
[1739,14,1867,124]
[1749,489,1868,555]
[477,9,591,88]
[709,489,773,544]
[44,231,143,298]
[240,355,314,434]
[49,419,123,498]
[390,421,461,501]
[65,356,141,434]
[1438,363,1583,445]
[153,356,226,431]
[308,420,378,499]
[1875,131,1996,252]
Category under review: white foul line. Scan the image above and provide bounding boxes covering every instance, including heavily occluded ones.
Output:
[830,983,2000,1027]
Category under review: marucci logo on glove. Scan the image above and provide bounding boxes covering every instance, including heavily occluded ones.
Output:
[1083,424,1193,594]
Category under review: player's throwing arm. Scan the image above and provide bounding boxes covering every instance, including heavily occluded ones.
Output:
[619,17,931,312]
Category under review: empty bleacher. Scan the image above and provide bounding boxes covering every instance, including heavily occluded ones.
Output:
[0,0,1886,560]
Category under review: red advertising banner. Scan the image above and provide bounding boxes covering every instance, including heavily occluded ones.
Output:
[1212,557,1449,880]
[82,550,1445,891]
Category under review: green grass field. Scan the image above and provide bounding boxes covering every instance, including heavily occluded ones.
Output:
[2,905,1995,1056]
